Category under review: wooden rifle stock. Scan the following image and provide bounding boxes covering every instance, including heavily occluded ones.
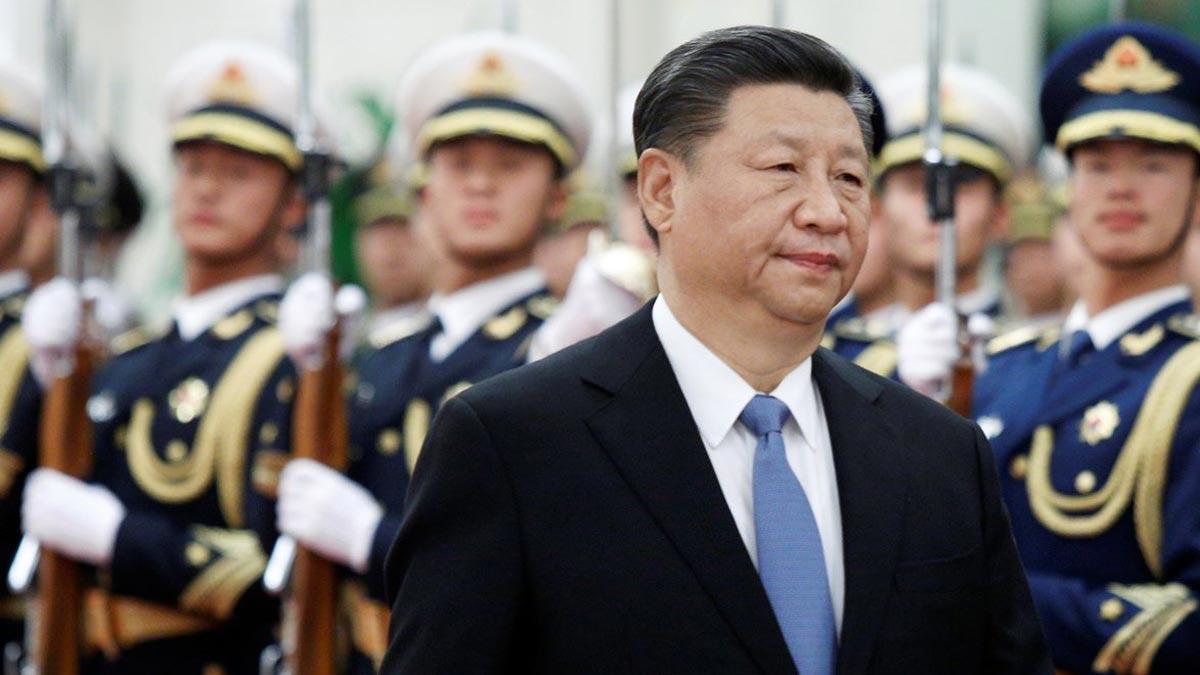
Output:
[945,317,975,418]
[34,339,93,674]
[286,326,346,675]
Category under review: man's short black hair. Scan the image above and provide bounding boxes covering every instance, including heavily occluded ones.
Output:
[632,25,874,243]
[634,25,873,166]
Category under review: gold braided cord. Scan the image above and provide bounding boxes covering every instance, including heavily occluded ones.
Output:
[0,327,30,437]
[207,329,286,528]
[178,526,267,620]
[1026,342,1200,576]
[126,328,286,520]
[1133,341,1200,576]
[127,399,217,504]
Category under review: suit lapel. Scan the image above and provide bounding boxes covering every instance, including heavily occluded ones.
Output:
[812,350,907,675]
[583,307,797,675]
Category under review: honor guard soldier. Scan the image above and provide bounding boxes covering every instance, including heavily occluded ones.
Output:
[0,59,44,652]
[352,176,434,339]
[19,42,307,673]
[275,31,590,671]
[903,22,1200,672]
[833,62,1031,380]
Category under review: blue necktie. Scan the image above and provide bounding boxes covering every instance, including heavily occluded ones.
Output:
[740,394,836,675]
[1061,329,1094,367]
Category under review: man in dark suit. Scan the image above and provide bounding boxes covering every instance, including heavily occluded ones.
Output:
[382,26,1051,675]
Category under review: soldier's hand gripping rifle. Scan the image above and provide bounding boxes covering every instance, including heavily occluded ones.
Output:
[261,2,346,674]
[6,2,101,673]
[923,0,974,416]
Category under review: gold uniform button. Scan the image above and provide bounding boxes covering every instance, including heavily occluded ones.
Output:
[1099,598,1123,622]
[1075,470,1097,494]
[259,423,279,445]
[1009,455,1029,480]
[377,429,402,456]
[185,542,211,567]
[166,440,189,463]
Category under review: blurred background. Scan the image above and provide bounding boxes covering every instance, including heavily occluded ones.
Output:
[0,0,1193,320]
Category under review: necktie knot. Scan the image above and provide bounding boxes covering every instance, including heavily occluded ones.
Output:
[739,394,791,438]
[1063,329,1094,366]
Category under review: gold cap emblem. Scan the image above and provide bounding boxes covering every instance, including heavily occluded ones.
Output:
[1080,36,1180,94]
[208,61,259,106]
[1079,400,1120,446]
[463,51,520,96]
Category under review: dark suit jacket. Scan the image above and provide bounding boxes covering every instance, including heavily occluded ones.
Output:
[381,304,1052,674]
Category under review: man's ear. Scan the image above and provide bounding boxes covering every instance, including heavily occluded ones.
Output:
[989,198,1011,243]
[638,148,679,239]
[281,183,308,230]
[544,178,569,223]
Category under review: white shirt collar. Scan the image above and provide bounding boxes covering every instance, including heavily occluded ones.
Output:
[1061,284,1191,350]
[172,274,283,341]
[0,270,29,299]
[367,300,429,337]
[426,267,545,361]
[956,283,1001,316]
[652,295,821,451]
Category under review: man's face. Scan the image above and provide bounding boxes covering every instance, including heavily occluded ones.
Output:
[1069,139,1197,269]
[880,163,1003,279]
[18,184,56,283]
[422,136,566,269]
[533,221,601,298]
[172,142,296,266]
[651,83,871,326]
[0,161,35,265]
[356,211,435,307]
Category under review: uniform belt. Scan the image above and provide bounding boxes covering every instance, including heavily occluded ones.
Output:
[84,588,219,658]
[346,585,389,664]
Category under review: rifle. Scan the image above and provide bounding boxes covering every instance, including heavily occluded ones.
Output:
[262,1,345,673]
[922,0,974,416]
[6,1,96,672]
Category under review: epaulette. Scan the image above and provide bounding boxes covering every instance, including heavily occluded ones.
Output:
[1167,312,1200,340]
[830,316,891,343]
[110,327,158,355]
[368,314,432,350]
[985,323,1056,355]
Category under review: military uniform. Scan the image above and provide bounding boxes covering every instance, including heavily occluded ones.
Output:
[0,276,34,648]
[330,32,590,672]
[86,284,292,672]
[974,22,1200,672]
[0,60,47,650]
[47,42,305,673]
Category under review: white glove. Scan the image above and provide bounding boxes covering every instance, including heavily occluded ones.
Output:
[334,284,368,362]
[82,277,138,342]
[896,302,960,398]
[23,277,82,387]
[528,254,644,361]
[276,458,382,573]
[280,272,335,371]
[22,468,125,565]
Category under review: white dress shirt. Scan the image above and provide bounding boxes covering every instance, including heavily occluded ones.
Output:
[425,267,545,362]
[172,274,283,341]
[367,300,430,338]
[652,296,845,633]
[1061,284,1191,351]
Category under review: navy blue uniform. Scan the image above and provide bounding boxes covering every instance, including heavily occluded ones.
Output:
[0,289,35,648]
[975,300,1200,672]
[341,289,553,671]
[85,294,293,674]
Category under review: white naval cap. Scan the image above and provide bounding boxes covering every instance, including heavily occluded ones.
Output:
[397,31,592,172]
[0,60,43,171]
[164,41,305,171]
[876,62,1032,184]
[616,80,642,178]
